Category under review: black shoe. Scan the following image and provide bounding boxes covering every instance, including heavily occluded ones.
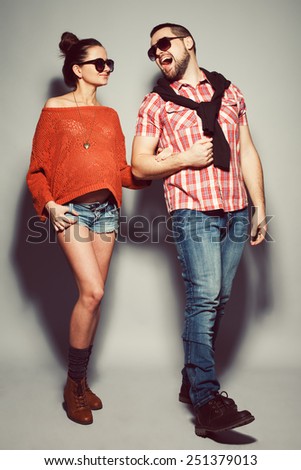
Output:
[179,382,237,409]
[179,380,192,404]
[194,395,255,437]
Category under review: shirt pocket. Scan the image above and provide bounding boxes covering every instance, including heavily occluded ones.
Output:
[172,125,203,152]
[219,98,239,125]
[165,102,199,131]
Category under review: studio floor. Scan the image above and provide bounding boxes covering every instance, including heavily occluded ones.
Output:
[1,362,300,451]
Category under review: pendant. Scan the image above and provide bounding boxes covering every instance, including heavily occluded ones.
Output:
[83,142,90,150]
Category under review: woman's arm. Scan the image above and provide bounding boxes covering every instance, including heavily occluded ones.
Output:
[26,111,55,219]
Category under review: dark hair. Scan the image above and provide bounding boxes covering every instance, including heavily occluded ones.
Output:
[150,23,196,53]
[59,32,103,88]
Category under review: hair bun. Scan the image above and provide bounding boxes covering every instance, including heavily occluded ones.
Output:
[59,32,79,55]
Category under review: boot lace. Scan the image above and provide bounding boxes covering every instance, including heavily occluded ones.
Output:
[207,393,232,415]
[75,383,88,408]
[213,390,235,405]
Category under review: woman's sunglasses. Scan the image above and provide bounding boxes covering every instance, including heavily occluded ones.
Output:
[147,36,187,61]
[78,58,115,73]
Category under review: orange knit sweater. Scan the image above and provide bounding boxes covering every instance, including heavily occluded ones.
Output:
[27,106,148,219]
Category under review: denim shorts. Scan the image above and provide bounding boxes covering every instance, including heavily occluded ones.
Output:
[67,200,119,234]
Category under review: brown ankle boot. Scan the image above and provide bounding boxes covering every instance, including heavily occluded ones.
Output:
[84,379,103,410]
[63,376,93,425]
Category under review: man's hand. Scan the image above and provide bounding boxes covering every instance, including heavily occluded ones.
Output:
[186,137,214,168]
[250,206,267,246]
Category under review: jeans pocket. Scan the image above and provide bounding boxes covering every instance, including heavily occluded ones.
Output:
[105,203,118,216]
[66,203,78,223]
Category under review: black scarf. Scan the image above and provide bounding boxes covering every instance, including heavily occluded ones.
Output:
[152,67,231,171]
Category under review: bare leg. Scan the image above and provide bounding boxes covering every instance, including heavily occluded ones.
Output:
[88,231,116,345]
[57,226,115,348]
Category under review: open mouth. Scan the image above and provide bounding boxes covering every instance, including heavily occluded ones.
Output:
[160,56,173,66]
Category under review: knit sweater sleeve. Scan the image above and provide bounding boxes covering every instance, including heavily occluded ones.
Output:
[26,110,55,220]
[113,111,150,190]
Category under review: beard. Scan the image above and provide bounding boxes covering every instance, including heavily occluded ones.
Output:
[163,50,190,82]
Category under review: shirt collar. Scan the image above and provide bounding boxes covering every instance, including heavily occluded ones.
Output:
[171,69,209,91]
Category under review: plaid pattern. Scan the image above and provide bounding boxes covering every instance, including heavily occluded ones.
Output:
[135,73,249,213]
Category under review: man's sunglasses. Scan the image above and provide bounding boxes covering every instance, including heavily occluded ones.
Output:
[78,58,115,73]
[147,36,187,61]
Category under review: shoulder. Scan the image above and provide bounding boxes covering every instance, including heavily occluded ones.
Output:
[101,105,119,116]
[95,107,124,133]
[44,93,74,108]
[98,106,121,123]
[226,81,245,99]
[138,92,165,113]
[44,97,60,108]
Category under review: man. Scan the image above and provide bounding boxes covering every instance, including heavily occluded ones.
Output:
[131,23,266,437]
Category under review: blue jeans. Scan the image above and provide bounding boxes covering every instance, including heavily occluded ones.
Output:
[171,208,249,407]
[67,201,119,234]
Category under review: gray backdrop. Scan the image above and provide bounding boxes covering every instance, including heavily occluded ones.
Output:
[1,0,300,451]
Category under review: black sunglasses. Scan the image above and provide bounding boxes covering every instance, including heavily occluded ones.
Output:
[147,36,187,61]
[78,58,114,73]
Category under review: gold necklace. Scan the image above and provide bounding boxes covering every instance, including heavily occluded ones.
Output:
[73,92,97,150]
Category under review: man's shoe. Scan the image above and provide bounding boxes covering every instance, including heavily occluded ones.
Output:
[84,380,103,410]
[179,380,192,404]
[179,381,237,409]
[63,376,93,425]
[194,395,254,437]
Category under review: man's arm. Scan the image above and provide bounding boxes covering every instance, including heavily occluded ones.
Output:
[240,124,267,245]
[131,135,214,180]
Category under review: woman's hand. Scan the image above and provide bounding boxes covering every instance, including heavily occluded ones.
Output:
[155,147,173,162]
[45,201,79,232]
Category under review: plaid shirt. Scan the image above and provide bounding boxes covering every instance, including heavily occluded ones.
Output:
[135,71,249,213]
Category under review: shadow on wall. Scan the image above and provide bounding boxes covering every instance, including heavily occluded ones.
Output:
[215,238,273,375]
[47,77,69,99]
[11,184,77,363]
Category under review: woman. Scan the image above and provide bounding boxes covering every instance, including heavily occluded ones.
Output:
[27,32,148,425]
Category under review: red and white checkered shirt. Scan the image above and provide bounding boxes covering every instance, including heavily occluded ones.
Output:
[135,71,249,213]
